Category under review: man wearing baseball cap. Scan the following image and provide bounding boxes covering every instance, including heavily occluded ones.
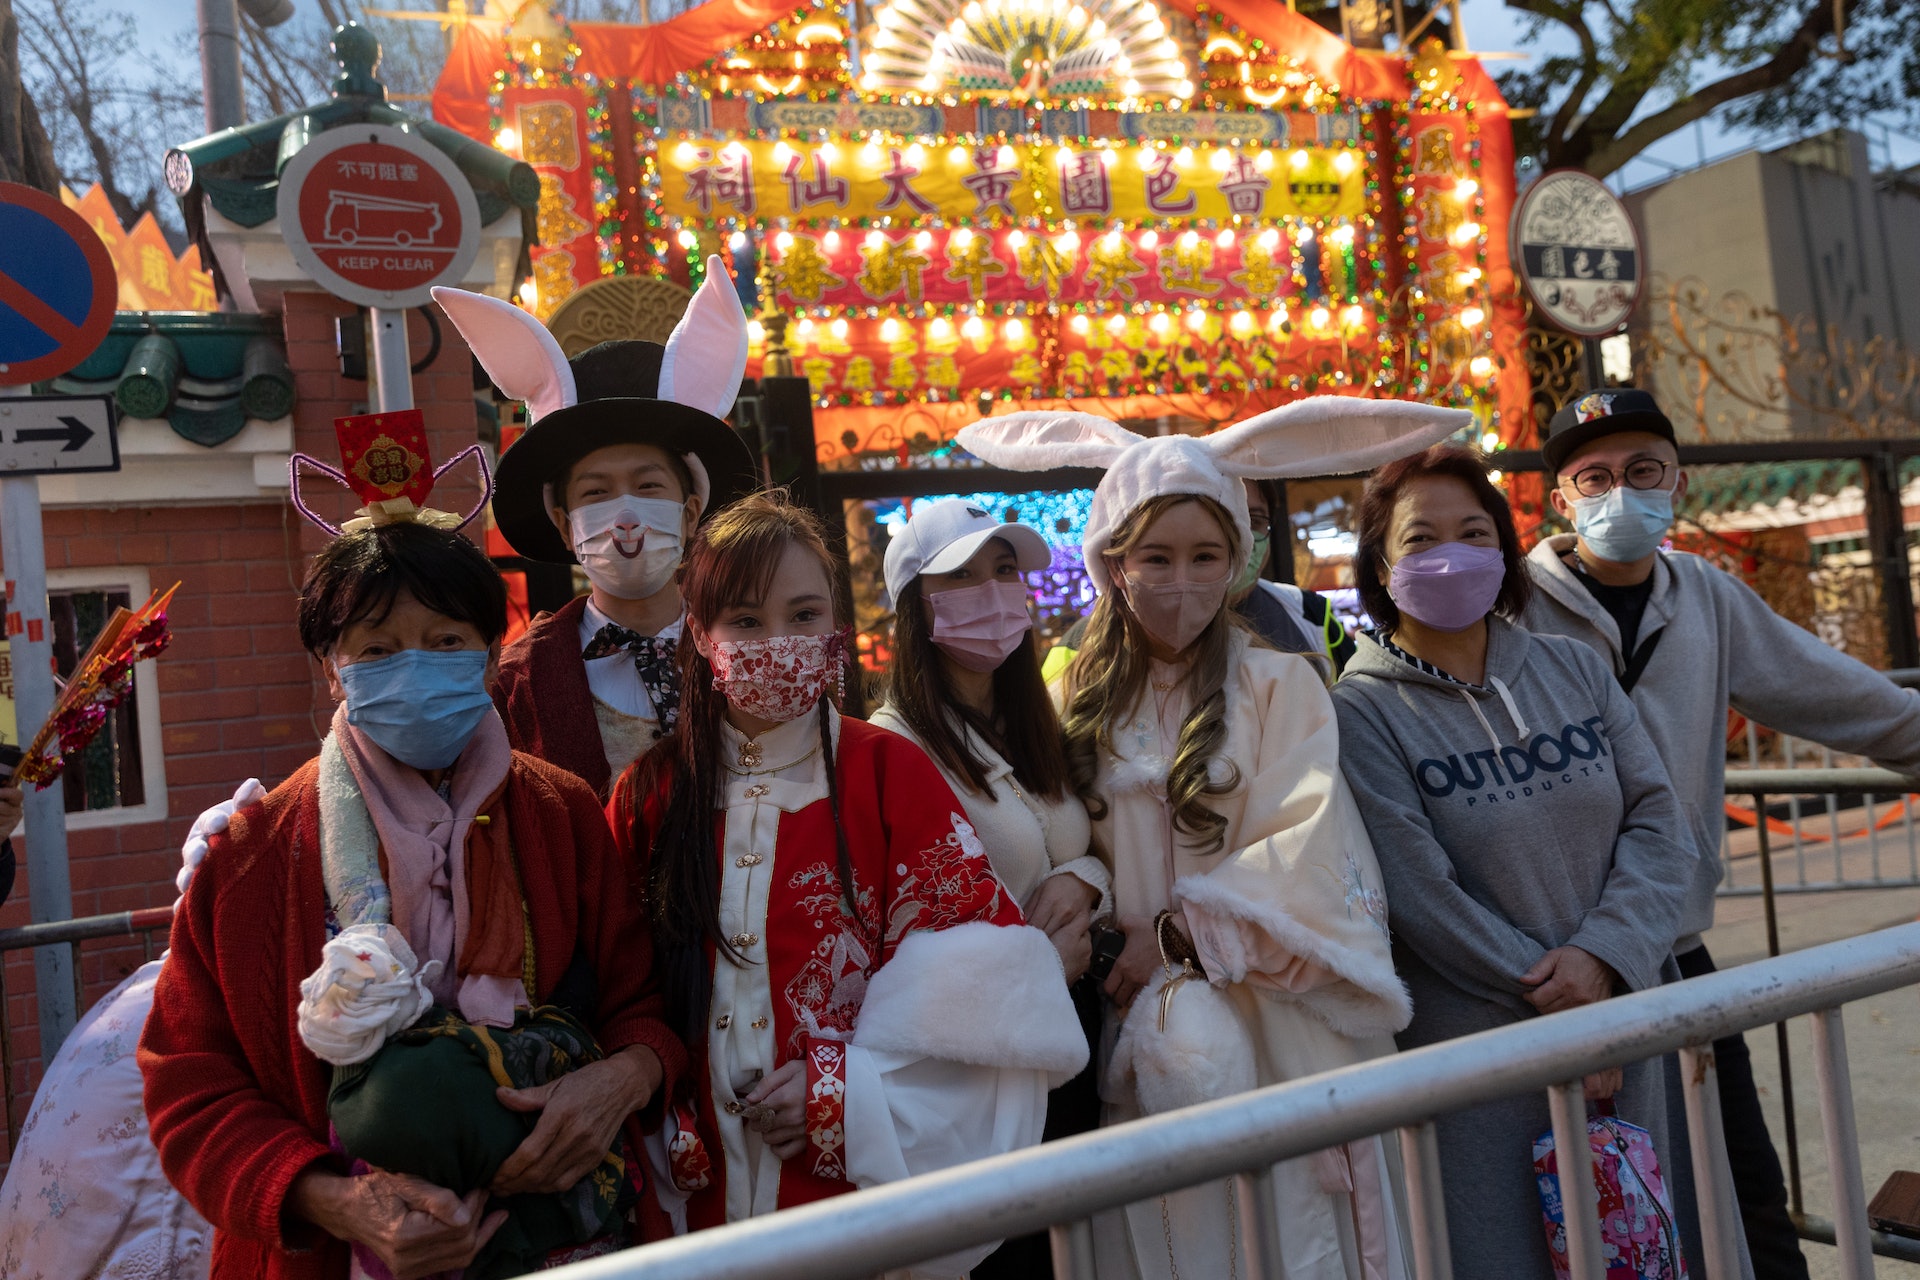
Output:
[1524,387,1920,1280]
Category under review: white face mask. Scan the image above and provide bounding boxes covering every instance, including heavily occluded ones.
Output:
[568,495,688,601]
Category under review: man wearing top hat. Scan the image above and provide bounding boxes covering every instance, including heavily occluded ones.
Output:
[434,261,761,796]
[1523,387,1920,1280]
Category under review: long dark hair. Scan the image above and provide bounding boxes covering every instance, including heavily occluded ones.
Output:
[629,492,859,1043]
[886,563,1069,802]
[1353,444,1532,635]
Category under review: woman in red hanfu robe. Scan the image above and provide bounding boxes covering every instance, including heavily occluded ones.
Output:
[610,494,1088,1276]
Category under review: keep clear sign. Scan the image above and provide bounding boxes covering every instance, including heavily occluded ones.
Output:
[1511,169,1643,338]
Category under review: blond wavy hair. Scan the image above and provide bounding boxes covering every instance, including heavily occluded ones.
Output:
[1059,494,1242,853]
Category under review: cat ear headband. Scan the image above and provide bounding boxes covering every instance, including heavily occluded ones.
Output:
[956,396,1472,591]
[289,408,493,538]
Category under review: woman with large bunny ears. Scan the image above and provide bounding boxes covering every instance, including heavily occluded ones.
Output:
[432,257,762,798]
[957,396,1466,1280]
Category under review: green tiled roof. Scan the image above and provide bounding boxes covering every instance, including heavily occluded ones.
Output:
[46,312,292,446]
[1678,460,1868,520]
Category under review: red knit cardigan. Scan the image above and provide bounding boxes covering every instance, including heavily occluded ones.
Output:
[492,596,615,797]
[139,750,687,1280]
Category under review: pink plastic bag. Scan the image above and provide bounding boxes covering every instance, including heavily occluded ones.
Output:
[1533,1103,1688,1280]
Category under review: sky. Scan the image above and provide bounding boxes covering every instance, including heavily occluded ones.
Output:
[127,0,1920,190]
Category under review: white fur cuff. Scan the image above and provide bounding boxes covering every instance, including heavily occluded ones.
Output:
[853,922,1088,1079]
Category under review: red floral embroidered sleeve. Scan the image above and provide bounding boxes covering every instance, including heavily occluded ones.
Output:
[873,735,1024,965]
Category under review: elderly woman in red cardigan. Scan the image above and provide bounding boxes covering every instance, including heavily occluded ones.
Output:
[140,517,685,1280]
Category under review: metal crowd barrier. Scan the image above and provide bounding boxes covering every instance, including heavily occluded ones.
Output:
[541,924,1920,1280]
[0,905,173,1153]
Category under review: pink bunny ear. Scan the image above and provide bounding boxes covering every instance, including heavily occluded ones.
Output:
[956,411,1141,471]
[658,255,749,421]
[431,287,576,422]
[1203,395,1471,478]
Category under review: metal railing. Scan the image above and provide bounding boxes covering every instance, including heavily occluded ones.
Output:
[0,905,172,1154]
[543,923,1920,1280]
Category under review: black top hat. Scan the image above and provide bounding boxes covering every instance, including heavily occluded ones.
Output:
[489,339,759,565]
[1542,388,1676,475]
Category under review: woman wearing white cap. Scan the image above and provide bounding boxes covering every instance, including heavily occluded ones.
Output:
[871,499,1109,976]
[870,498,1111,1279]
[957,398,1465,1280]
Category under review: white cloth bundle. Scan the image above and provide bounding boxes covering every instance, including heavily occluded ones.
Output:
[296,923,441,1066]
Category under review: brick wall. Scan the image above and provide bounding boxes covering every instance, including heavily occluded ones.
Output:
[0,291,480,1149]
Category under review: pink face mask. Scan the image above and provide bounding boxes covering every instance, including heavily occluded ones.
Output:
[927,579,1032,673]
[708,630,849,724]
[1119,574,1228,654]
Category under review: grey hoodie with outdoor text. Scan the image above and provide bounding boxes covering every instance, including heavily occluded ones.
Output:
[1524,534,1920,952]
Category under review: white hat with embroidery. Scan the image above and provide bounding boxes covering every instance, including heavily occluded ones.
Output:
[956,396,1471,592]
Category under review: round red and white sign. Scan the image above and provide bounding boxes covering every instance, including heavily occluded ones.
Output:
[276,124,481,309]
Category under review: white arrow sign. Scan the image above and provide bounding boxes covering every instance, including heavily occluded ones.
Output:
[0,394,119,476]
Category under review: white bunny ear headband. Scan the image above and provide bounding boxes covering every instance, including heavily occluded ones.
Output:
[956,396,1471,591]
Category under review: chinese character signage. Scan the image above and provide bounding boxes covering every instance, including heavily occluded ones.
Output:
[1512,169,1641,338]
[499,86,602,318]
[659,138,1370,226]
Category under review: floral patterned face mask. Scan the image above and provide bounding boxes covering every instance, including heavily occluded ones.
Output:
[708,630,850,724]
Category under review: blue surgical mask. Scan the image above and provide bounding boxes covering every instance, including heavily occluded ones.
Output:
[336,649,493,771]
[1571,485,1673,564]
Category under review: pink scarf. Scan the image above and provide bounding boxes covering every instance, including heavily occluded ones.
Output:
[331,703,522,1028]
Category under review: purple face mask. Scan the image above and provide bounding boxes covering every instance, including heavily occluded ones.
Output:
[1387,542,1506,632]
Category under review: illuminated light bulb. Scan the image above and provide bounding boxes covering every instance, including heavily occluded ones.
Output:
[1179,229,1199,249]
[1099,148,1117,167]
[997,145,1016,166]
[831,317,850,340]
[964,0,984,18]
[1481,431,1500,451]
[1267,309,1288,332]
[1185,309,1207,332]
[676,229,697,248]
[1470,355,1494,378]
[1071,314,1091,335]
[906,143,926,165]
[748,320,766,343]
[878,6,903,27]
[1168,98,1185,110]
[1452,221,1482,245]
[866,230,886,249]
[1209,149,1232,173]
[1254,150,1274,172]
[1456,178,1478,197]
[1341,303,1363,326]
[1054,230,1080,251]
[1457,267,1483,284]
[1136,148,1159,170]
[776,230,795,250]
[1057,145,1076,164]
[728,230,748,250]
[1310,305,1330,328]
[516,280,537,308]
[1143,16,1165,38]
[929,317,953,340]
[1149,312,1171,335]
[953,227,973,249]
[914,229,934,249]
[494,126,519,152]
[1215,228,1234,248]
[861,142,882,165]
[818,141,839,162]
[723,140,749,159]
[1139,229,1158,249]
[773,140,796,163]
[1295,224,1315,243]
[1487,469,1504,483]
[1333,150,1356,177]
[948,16,966,32]
[1290,149,1310,170]
[881,318,902,342]
[1005,317,1026,341]
[1089,18,1106,38]
[797,317,816,337]
[675,142,697,164]
[920,74,940,91]
[1114,53,1130,73]
[1257,228,1280,250]
[823,229,841,251]
[1176,78,1195,97]
[1123,78,1143,97]
[1229,310,1253,336]
[1175,146,1194,165]
[873,28,895,47]
[1007,229,1027,249]
[1154,39,1177,58]
[1461,305,1485,328]
[1103,230,1124,250]
[950,145,969,164]
[962,316,986,339]
[1330,225,1355,246]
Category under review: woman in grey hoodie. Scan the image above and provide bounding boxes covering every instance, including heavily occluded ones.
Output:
[1330,445,1702,1278]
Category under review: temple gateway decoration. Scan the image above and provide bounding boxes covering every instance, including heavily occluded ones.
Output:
[433,0,1527,463]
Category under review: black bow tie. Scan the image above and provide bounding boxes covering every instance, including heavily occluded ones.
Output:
[582,622,681,731]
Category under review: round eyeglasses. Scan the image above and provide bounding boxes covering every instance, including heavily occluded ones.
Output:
[1565,458,1673,498]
